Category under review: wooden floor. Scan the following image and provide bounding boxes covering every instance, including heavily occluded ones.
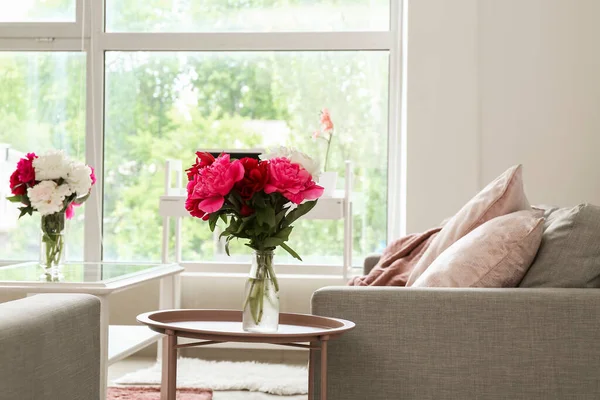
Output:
[109,356,307,400]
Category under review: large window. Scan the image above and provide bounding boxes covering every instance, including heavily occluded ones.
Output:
[0,0,76,22]
[0,1,401,269]
[0,52,85,261]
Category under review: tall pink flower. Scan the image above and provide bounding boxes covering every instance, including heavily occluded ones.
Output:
[320,108,334,132]
[186,154,244,219]
[264,158,324,204]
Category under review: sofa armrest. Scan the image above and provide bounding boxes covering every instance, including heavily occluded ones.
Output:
[311,286,600,400]
[363,254,381,275]
[0,294,101,400]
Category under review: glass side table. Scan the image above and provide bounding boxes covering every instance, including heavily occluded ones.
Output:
[0,261,184,400]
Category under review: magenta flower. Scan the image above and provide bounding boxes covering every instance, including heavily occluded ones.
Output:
[264,158,324,204]
[90,166,97,186]
[186,154,244,219]
[65,202,82,220]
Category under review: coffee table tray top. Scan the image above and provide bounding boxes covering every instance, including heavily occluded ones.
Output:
[137,309,355,342]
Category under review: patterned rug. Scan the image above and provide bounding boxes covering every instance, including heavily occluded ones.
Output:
[108,386,212,399]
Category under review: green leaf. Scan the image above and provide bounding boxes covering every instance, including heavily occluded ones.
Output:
[252,193,266,208]
[262,237,285,248]
[6,195,23,203]
[219,214,228,224]
[208,213,220,232]
[73,192,91,205]
[281,242,303,261]
[263,207,276,228]
[235,216,255,235]
[275,208,287,227]
[225,239,231,256]
[18,207,33,219]
[281,201,318,228]
[256,207,275,228]
[228,193,241,211]
[273,226,293,241]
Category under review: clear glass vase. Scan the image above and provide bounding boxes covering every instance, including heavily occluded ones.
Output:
[243,250,280,333]
[40,212,66,279]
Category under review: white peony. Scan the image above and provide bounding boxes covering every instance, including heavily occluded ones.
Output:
[259,146,322,178]
[27,181,71,216]
[33,150,72,181]
[259,146,291,161]
[66,162,93,196]
[288,151,321,178]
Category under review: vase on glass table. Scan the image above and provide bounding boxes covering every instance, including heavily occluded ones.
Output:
[40,212,66,282]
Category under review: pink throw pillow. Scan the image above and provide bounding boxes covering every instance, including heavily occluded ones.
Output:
[406,164,530,286]
[412,210,544,287]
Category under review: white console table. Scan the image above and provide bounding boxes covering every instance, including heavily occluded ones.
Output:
[159,160,354,277]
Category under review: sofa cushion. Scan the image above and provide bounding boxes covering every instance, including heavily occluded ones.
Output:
[407,164,531,286]
[519,203,600,288]
[412,210,544,288]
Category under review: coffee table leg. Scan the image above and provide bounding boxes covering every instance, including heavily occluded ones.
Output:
[161,330,177,400]
[321,339,328,400]
[308,344,315,400]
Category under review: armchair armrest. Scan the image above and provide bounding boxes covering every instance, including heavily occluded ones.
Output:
[0,294,100,400]
[311,286,600,400]
[363,254,381,275]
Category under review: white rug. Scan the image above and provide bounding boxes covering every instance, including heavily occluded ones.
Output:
[115,358,308,396]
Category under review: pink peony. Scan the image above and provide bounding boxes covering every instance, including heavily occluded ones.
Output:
[65,202,82,220]
[186,152,215,181]
[186,154,244,219]
[264,158,324,204]
[90,166,97,186]
[17,152,37,182]
[10,153,37,196]
[9,170,26,196]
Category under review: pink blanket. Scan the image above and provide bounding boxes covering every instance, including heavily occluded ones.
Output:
[349,227,441,286]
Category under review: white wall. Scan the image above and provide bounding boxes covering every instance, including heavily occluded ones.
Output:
[479,0,600,207]
[405,0,600,233]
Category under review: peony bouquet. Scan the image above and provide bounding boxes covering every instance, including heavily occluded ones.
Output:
[185,147,323,331]
[7,150,96,271]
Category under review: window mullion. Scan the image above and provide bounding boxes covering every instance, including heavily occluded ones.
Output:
[387,0,405,241]
[83,0,105,263]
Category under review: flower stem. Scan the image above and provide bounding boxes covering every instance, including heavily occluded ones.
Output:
[324,133,333,171]
[244,250,278,326]
[41,213,65,270]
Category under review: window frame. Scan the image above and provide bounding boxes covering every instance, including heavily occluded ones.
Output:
[0,0,405,270]
[0,0,89,38]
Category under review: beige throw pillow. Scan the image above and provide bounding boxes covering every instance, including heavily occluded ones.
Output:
[406,164,530,286]
[412,210,544,287]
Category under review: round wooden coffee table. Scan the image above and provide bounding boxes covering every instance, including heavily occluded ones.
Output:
[137,309,355,400]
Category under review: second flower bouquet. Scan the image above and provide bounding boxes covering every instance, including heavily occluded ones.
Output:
[185,147,324,332]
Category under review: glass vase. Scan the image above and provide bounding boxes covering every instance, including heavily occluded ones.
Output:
[243,250,280,333]
[40,212,66,278]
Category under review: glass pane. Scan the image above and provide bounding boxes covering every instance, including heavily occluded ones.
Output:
[0,262,170,283]
[0,52,86,261]
[107,0,389,32]
[0,0,76,22]
[105,51,388,265]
